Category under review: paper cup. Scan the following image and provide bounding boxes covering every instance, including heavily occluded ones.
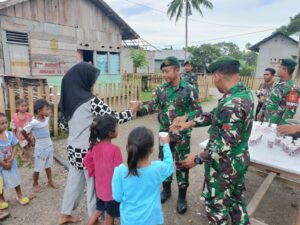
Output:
[159,132,169,138]
[159,132,169,146]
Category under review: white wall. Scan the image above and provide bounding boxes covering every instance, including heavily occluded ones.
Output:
[121,48,155,74]
[255,34,298,77]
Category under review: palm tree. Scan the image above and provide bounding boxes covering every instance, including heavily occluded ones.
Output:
[167,0,213,60]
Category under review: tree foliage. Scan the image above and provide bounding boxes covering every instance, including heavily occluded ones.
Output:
[188,42,258,76]
[277,12,300,35]
[129,48,149,73]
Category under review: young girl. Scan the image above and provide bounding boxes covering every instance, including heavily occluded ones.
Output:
[10,99,33,166]
[0,112,29,208]
[22,99,57,193]
[112,127,174,225]
[83,115,122,225]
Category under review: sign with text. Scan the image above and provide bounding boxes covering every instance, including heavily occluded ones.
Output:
[32,61,69,76]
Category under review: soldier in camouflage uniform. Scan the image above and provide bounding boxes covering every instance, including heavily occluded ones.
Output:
[140,56,202,214]
[258,59,299,125]
[181,61,199,94]
[255,68,275,120]
[171,56,254,225]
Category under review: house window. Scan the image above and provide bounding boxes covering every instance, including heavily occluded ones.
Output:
[3,31,30,76]
[110,52,120,75]
[97,52,108,74]
[96,52,120,75]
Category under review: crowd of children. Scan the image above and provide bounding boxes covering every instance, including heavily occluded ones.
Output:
[0,98,58,219]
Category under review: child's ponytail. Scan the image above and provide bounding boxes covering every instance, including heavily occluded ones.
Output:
[126,127,154,177]
[127,143,139,176]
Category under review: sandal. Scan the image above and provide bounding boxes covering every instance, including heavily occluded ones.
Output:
[16,196,30,205]
[0,211,9,220]
[0,202,8,209]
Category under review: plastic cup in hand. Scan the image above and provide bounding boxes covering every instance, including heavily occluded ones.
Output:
[159,132,169,146]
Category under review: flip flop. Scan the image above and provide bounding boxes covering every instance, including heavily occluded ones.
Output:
[0,211,9,220]
[0,202,8,210]
[16,196,30,205]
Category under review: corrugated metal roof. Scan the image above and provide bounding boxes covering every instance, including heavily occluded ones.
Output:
[155,50,190,60]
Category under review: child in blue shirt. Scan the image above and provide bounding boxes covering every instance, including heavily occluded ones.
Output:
[0,112,29,209]
[112,127,174,225]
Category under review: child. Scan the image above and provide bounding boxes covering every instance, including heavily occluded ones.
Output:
[11,99,33,166]
[83,115,122,225]
[22,99,57,193]
[112,127,174,225]
[0,112,29,208]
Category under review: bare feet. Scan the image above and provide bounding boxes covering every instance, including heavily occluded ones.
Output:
[33,184,41,193]
[48,181,59,189]
[58,215,82,225]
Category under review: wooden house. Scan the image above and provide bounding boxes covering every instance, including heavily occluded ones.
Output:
[0,0,140,86]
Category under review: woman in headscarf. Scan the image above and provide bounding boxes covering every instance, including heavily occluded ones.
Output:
[58,62,140,224]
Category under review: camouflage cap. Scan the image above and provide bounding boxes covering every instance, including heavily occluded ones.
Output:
[208,56,240,73]
[160,56,180,70]
[281,58,297,69]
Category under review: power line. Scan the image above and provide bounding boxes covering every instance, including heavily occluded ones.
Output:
[123,0,275,29]
[160,28,276,47]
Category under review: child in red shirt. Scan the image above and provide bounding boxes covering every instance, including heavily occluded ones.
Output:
[10,99,33,166]
[83,115,122,225]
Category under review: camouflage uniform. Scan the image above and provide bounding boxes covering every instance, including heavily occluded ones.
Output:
[261,79,300,125]
[255,81,274,120]
[181,71,199,94]
[141,79,202,188]
[192,81,254,225]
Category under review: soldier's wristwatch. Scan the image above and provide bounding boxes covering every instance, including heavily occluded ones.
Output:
[194,154,203,165]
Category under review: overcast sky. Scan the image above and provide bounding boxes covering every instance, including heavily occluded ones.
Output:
[106,0,300,50]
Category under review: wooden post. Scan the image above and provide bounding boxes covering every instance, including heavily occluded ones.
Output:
[117,83,121,111]
[45,86,50,103]
[53,86,58,137]
[122,83,126,110]
[37,86,43,99]
[28,87,34,114]
[113,83,116,110]
[247,172,276,217]
[9,87,16,117]
[0,87,5,113]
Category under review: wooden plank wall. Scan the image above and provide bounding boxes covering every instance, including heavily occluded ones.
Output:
[0,0,124,77]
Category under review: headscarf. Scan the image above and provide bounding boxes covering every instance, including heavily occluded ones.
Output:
[59,62,100,122]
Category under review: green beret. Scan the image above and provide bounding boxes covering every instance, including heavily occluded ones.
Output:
[281,58,297,69]
[208,56,240,73]
[160,56,180,70]
[184,60,192,66]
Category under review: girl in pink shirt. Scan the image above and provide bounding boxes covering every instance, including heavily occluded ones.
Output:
[10,99,33,166]
[83,115,122,225]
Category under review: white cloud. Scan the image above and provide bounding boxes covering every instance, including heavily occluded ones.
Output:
[106,0,299,49]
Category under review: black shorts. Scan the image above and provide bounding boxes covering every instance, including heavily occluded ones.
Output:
[96,198,120,218]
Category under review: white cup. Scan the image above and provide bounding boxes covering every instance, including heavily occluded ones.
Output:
[159,132,169,146]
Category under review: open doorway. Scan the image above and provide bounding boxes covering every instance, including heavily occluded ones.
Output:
[77,50,94,64]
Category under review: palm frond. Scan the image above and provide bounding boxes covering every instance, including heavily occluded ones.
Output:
[191,0,213,16]
[167,0,184,22]
[175,1,184,22]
